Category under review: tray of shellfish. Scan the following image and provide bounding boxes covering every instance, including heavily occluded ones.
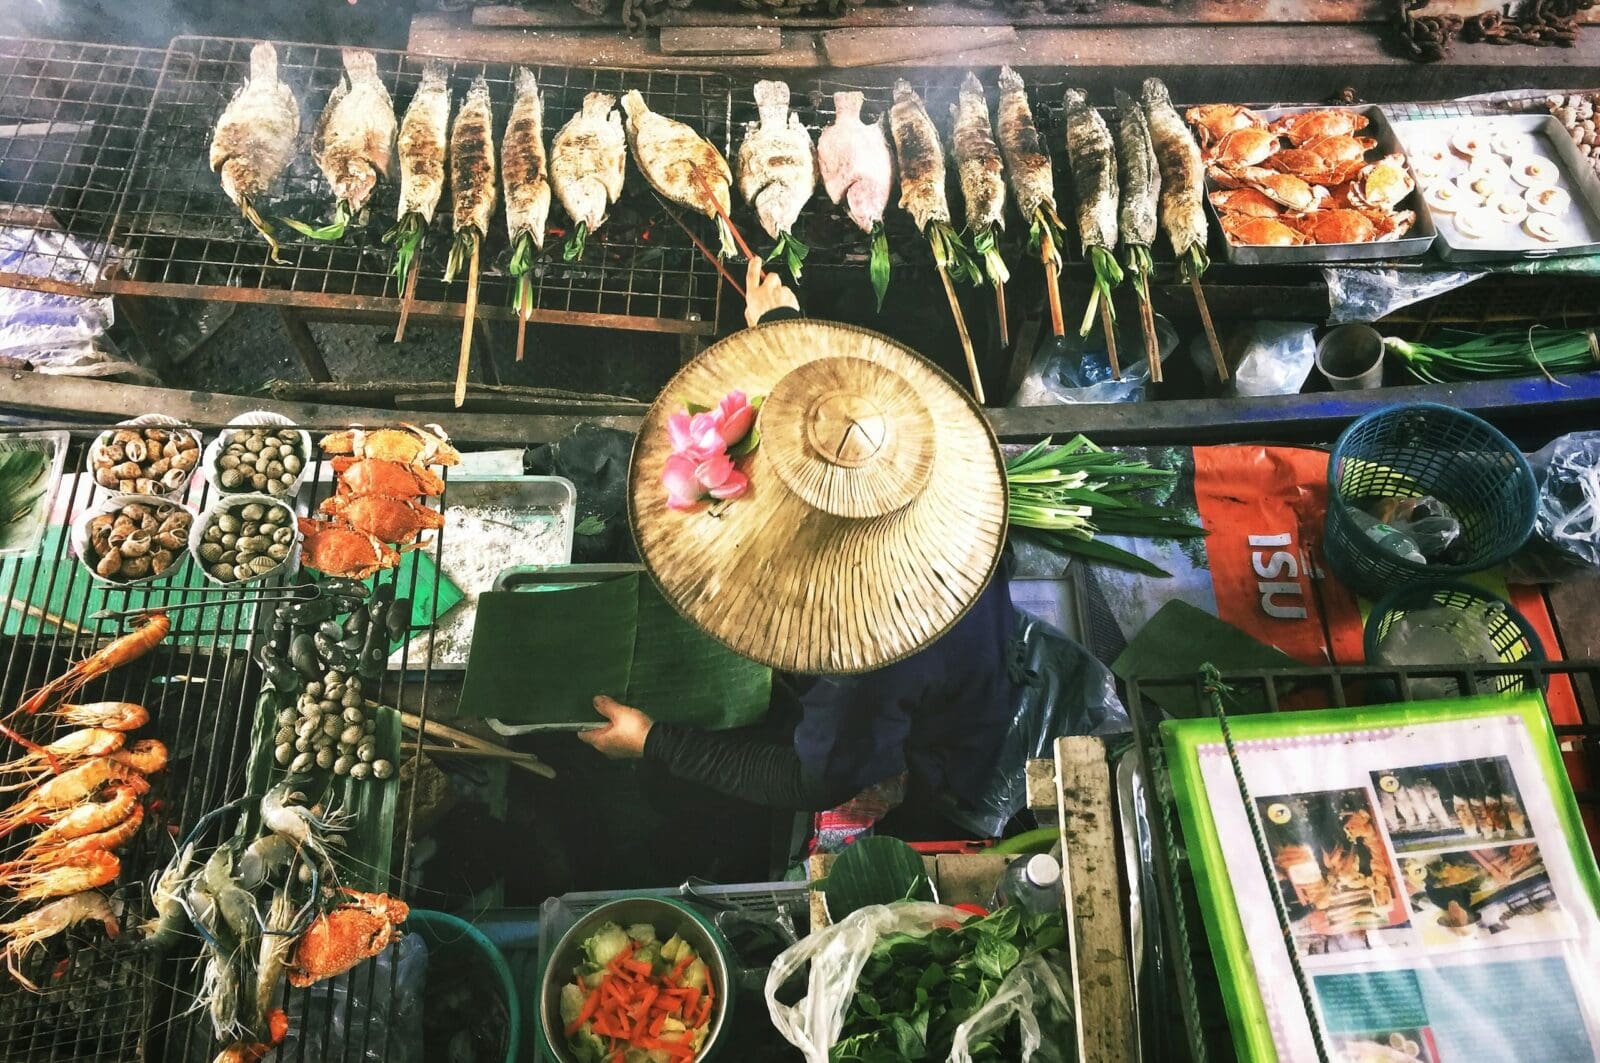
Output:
[1385,114,1600,262]
[1188,104,1434,264]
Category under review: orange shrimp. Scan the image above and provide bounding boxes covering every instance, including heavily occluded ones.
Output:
[0,729,125,788]
[9,614,169,764]
[52,702,149,732]
[108,739,167,776]
[0,760,145,840]
[0,891,118,991]
[0,851,120,902]
[30,784,145,846]
[0,805,144,872]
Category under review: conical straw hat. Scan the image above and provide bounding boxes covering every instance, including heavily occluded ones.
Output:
[629,319,1008,675]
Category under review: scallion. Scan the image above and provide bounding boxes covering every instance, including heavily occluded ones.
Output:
[1385,327,1599,384]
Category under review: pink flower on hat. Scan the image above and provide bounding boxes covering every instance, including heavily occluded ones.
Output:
[662,390,760,510]
[712,391,756,447]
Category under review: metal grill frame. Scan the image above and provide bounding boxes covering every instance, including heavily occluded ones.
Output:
[0,423,454,1063]
[0,37,164,298]
[1125,659,1600,1063]
[97,36,730,335]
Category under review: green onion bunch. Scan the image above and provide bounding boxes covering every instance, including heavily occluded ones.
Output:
[1007,435,1207,577]
[1385,327,1599,384]
[1080,246,1125,337]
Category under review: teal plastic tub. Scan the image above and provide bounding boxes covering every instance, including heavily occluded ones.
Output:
[409,908,521,1063]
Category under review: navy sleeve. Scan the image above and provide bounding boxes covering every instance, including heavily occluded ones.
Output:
[642,721,852,810]
[757,307,802,324]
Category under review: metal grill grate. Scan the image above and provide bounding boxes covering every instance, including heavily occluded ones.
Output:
[100,37,729,334]
[0,38,163,296]
[0,426,450,1062]
[1125,659,1600,1063]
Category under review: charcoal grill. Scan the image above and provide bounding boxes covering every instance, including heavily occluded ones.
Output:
[0,38,163,297]
[96,37,730,336]
[0,425,453,1062]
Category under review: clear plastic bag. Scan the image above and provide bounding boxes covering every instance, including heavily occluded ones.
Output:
[1010,315,1178,406]
[279,934,428,1063]
[1201,321,1316,396]
[948,609,1129,838]
[949,954,1076,1063]
[1322,267,1482,326]
[1366,496,1462,561]
[1531,431,1600,569]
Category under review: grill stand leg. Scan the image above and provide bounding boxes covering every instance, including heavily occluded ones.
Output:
[475,318,502,387]
[275,306,333,383]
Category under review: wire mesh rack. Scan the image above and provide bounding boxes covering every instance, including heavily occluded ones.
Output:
[1124,659,1600,1063]
[98,36,730,334]
[0,37,164,297]
[0,424,452,1062]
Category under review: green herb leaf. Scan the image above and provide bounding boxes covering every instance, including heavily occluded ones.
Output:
[574,515,606,536]
[727,425,761,458]
[563,220,589,263]
[869,223,891,312]
[281,200,352,241]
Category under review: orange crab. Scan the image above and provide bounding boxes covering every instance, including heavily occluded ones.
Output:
[1220,214,1306,246]
[1222,166,1325,212]
[287,890,409,988]
[1286,209,1379,244]
[319,424,460,467]
[331,457,446,499]
[1208,127,1281,168]
[296,518,402,579]
[1209,188,1283,218]
[1270,109,1369,148]
[1185,103,1266,147]
[1261,148,1343,186]
[1347,154,1415,212]
[319,494,445,545]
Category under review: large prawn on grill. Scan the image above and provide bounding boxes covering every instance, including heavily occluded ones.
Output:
[209,42,300,263]
[284,48,396,242]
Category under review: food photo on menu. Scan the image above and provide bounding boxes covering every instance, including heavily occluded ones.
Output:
[1398,841,1570,948]
[1372,758,1532,854]
[1333,1025,1440,1063]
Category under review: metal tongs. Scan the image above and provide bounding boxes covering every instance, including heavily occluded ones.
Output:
[90,582,325,626]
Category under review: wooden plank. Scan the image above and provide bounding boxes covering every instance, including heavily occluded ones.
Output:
[1027,757,1058,813]
[934,853,1006,907]
[822,25,1018,67]
[1054,736,1134,1063]
[661,26,782,55]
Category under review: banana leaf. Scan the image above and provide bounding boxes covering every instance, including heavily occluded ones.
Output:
[822,837,935,920]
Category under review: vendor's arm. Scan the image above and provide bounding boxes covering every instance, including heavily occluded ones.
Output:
[745,258,800,327]
[578,696,855,810]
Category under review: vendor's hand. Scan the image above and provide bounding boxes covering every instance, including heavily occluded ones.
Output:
[744,257,799,328]
[577,696,653,759]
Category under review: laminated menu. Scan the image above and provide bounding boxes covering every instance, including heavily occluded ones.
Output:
[1164,694,1600,1062]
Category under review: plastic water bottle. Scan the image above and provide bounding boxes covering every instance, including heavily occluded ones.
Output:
[992,853,1062,914]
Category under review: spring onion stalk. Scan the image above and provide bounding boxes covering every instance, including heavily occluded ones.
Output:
[926,221,981,286]
[1006,435,1207,577]
[508,229,538,321]
[1122,244,1153,304]
[1080,246,1125,337]
[868,222,890,312]
[972,227,1010,288]
[239,197,284,264]
[382,213,426,285]
[444,228,479,285]
[562,221,590,263]
[768,230,809,283]
[1026,206,1067,270]
[715,216,738,260]
[1386,327,1599,384]
[1178,243,1209,284]
[282,200,353,241]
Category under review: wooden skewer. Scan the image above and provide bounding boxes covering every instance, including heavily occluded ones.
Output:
[7,599,81,635]
[1099,298,1122,381]
[1190,272,1229,383]
[1137,284,1161,383]
[660,201,745,298]
[938,264,985,405]
[393,252,421,344]
[396,708,557,779]
[692,172,755,262]
[454,237,481,409]
[1039,227,1065,338]
[515,308,529,364]
[994,279,1009,348]
[420,743,547,765]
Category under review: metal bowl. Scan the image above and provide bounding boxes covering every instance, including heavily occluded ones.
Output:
[538,896,734,1063]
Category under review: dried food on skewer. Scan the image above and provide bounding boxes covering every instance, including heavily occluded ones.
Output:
[1141,78,1211,282]
[503,68,552,332]
[446,75,497,287]
[621,89,736,257]
[996,67,1064,266]
[736,80,816,281]
[1114,90,1162,357]
[550,91,626,262]
[1062,88,1125,338]
[951,73,1009,294]
[887,80,979,285]
[817,90,894,309]
[384,60,450,289]
[210,42,299,263]
[284,49,395,241]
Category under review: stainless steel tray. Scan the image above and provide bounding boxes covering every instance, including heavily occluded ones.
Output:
[1206,104,1436,265]
[1385,113,1600,262]
[0,431,69,559]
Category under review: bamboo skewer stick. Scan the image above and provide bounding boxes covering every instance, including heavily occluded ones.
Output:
[1040,229,1065,338]
[515,310,529,364]
[994,280,1009,348]
[938,264,985,405]
[454,238,481,409]
[393,253,421,344]
[660,201,745,298]
[1137,284,1161,383]
[396,708,556,779]
[420,743,547,765]
[692,172,756,263]
[1191,273,1229,382]
[1099,299,1121,380]
[7,599,81,635]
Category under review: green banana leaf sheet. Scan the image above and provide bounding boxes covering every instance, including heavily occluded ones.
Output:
[458,571,771,729]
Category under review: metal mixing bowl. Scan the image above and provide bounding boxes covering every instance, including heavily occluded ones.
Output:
[538,896,735,1062]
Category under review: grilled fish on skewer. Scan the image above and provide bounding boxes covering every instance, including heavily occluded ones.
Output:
[446,75,496,284]
[951,73,1008,290]
[996,66,1064,267]
[287,49,395,241]
[1062,88,1124,337]
[888,80,977,284]
[384,60,449,287]
[550,92,626,261]
[503,68,552,325]
[209,42,299,263]
[817,90,893,308]
[1115,90,1163,379]
[1140,77,1210,280]
[621,89,735,257]
[736,80,816,280]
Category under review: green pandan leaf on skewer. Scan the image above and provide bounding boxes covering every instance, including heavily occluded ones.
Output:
[972,226,1010,287]
[767,230,809,283]
[444,228,478,285]
[562,220,589,263]
[382,213,425,286]
[281,200,352,241]
[868,223,890,313]
[1079,246,1125,337]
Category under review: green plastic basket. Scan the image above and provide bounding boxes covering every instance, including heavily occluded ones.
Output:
[1364,580,1546,695]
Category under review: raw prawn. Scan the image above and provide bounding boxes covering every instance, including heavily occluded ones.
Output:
[141,840,197,952]
[0,804,144,872]
[260,782,351,868]
[9,613,169,764]
[0,759,146,839]
[330,457,445,498]
[253,890,300,1036]
[318,423,459,466]
[0,891,118,990]
[31,783,145,846]
[109,738,168,776]
[51,702,148,732]
[0,728,125,786]
[0,850,120,902]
